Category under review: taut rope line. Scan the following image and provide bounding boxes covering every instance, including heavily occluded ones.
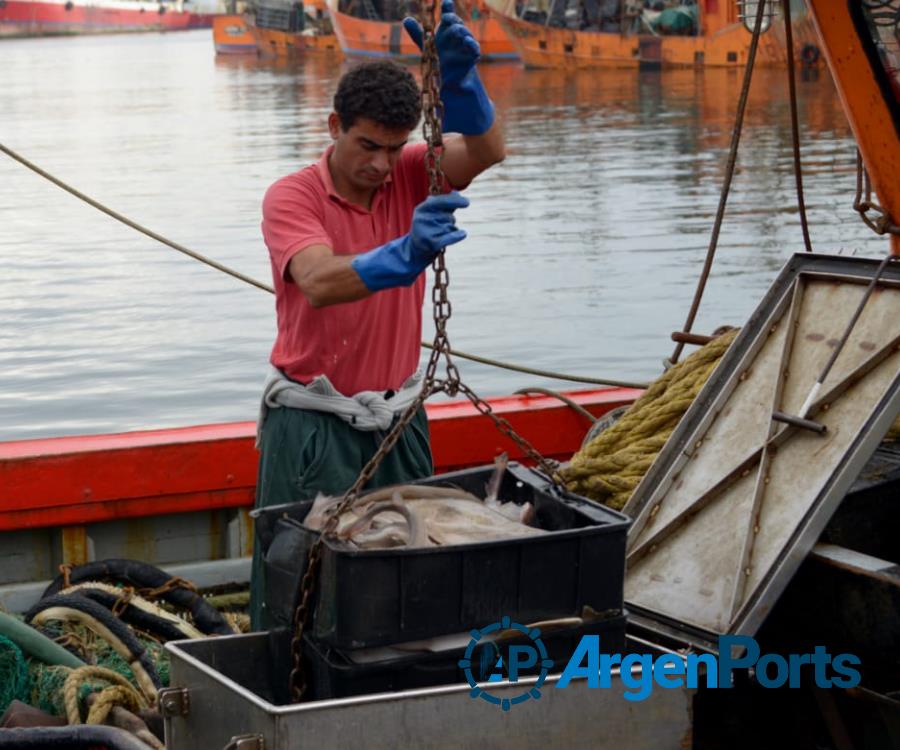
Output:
[782,0,814,254]
[0,141,647,390]
[0,143,272,293]
[668,0,770,367]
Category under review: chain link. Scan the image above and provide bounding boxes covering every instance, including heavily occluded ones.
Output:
[454,382,562,480]
[288,0,561,700]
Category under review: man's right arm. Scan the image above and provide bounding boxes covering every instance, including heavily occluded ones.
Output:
[285,192,470,308]
[288,245,372,309]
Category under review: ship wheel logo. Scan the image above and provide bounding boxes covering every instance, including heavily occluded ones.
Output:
[459,615,553,711]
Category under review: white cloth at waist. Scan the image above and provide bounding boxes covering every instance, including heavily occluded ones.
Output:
[256,367,424,445]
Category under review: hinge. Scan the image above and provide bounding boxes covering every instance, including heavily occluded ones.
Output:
[157,687,190,718]
[224,734,265,750]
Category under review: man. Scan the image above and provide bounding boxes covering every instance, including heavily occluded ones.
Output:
[251,0,505,628]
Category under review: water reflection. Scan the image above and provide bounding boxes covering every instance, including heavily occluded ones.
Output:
[0,32,886,440]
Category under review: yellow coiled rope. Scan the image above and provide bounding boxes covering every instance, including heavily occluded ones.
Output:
[563,329,900,510]
[63,666,146,725]
[562,330,740,510]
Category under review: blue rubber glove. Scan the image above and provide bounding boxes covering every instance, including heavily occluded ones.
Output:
[403,0,495,135]
[351,192,469,292]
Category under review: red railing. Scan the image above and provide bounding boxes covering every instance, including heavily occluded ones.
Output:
[0,388,640,531]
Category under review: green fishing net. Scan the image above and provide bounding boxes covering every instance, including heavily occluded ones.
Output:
[0,634,32,715]
[14,583,249,718]
[27,622,170,718]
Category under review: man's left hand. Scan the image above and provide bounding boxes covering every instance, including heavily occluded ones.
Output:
[403,0,495,135]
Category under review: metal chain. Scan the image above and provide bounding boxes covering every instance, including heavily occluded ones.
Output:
[412,1,560,482]
[288,1,445,701]
[288,0,561,701]
[854,150,900,237]
[455,382,562,480]
[287,386,432,700]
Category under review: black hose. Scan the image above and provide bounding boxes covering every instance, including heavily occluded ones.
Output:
[25,594,162,691]
[43,559,233,636]
[61,586,198,642]
[0,724,152,749]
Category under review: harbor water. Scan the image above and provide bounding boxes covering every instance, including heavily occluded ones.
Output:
[0,30,887,441]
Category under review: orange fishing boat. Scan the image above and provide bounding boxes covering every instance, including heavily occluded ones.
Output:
[252,26,342,58]
[326,0,517,61]
[488,0,822,69]
[212,0,341,58]
[252,0,341,57]
[213,14,258,54]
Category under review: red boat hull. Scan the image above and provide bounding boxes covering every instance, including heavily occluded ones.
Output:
[0,0,213,37]
[0,387,640,532]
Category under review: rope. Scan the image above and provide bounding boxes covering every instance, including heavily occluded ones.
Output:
[782,0,813,253]
[668,0,768,366]
[0,143,272,293]
[28,621,171,717]
[204,591,250,611]
[223,611,251,634]
[84,685,143,725]
[0,140,645,390]
[443,348,649,388]
[562,330,739,510]
[58,582,206,640]
[513,387,598,424]
[28,596,162,703]
[42,560,235,637]
[62,666,146,725]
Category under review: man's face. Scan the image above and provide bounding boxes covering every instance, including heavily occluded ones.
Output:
[328,113,412,193]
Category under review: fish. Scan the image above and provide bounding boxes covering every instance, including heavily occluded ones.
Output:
[482,452,536,525]
[335,494,430,548]
[304,455,545,550]
[303,484,479,533]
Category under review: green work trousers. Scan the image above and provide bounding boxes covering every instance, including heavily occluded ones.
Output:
[249,405,433,630]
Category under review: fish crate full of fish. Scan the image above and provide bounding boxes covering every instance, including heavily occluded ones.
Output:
[253,461,631,649]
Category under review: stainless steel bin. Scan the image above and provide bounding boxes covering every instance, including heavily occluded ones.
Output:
[163,630,693,750]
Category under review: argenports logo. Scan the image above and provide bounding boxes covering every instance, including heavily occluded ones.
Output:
[459,616,554,711]
[462,619,862,711]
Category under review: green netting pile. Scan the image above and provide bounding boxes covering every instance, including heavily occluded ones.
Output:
[27,622,169,718]
[0,634,31,715]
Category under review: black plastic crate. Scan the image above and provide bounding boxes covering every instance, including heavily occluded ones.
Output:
[303,612,628,701]
[254,463,631,649]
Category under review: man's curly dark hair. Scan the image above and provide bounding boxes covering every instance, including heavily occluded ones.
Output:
[333,61,422,132]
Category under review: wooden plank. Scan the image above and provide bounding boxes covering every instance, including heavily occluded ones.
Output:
[60,526,89,566]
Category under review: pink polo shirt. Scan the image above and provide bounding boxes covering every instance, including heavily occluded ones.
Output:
[261,143,436,396]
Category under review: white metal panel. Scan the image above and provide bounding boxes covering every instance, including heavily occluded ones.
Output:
[623,256,900,639]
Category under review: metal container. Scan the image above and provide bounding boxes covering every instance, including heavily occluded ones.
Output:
[163,630,693,750]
